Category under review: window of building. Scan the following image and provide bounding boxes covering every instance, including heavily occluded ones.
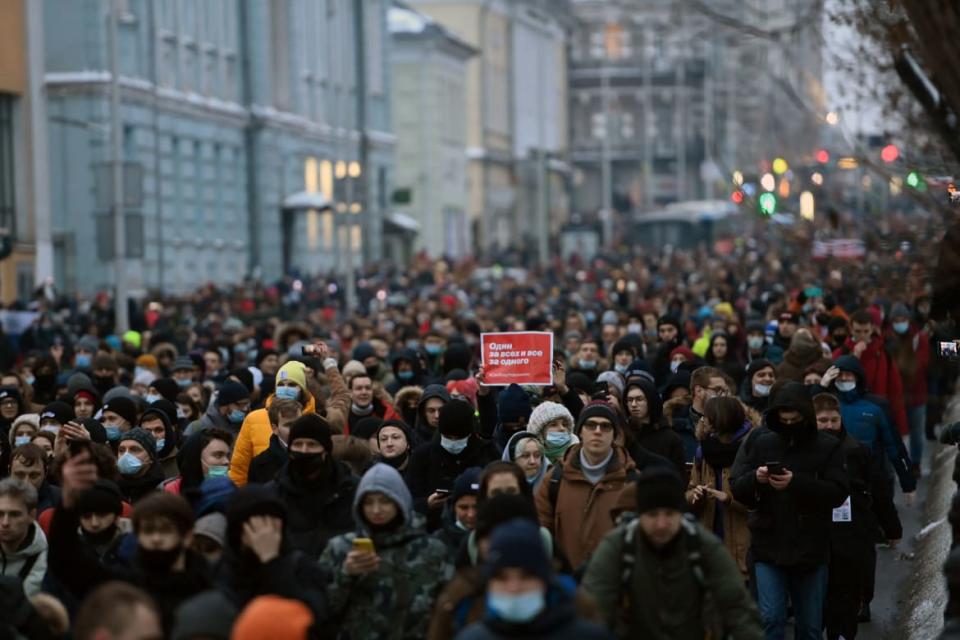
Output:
[621,112,634,139]
[0,95,15,238]
[591,111,607,139]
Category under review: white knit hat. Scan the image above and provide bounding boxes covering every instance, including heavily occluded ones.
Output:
[527,401,575,438]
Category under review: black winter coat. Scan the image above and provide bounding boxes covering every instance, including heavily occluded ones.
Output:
[730,383,849,568]
[248,434,287,484]
[827,430,901,558]
[269,461,358,556]
[407,434,499,526]
[627,422,686,476]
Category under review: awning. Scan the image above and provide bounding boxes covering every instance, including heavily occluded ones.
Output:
[384,212,421,233]
[282,191,333,211]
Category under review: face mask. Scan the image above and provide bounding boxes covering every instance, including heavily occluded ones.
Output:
[14,435,31,447]
[288,451,331,483]
[155,438,166,452]
[25,375,35,386]
[41,425,61,436]
[275,386,299,401]
[628,323,643,334]
[117,452,144,476]
[836,380,857,393]
[397,370,414,382]
[670,360,681,373]
[425,344,443,356]
[440,435,470,455]
[487,590,545,624]
[614,363,629,375]
[105,426,122,442]
[365,364,380,378]
[578,359,597,370]
[545,431,571,447]
[893,321,909,335]
[75,354,92,369]
[753,383,771,397]
[206,465,229,478]
[145,393,161,404]
[177,378,192,389]
[82,524,118,547]
[832,335,848,347]
[228,409,246,424]
[747,336,765,350]
[138,545,182,573]
[176,407,187,419]
[406,340,421,350]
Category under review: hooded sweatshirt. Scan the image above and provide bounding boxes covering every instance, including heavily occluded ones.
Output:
[0,522,47,597]
[319,464,453,639]
[414,385,451,446]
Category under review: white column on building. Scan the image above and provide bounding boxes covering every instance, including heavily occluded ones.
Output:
[25,0,53,284]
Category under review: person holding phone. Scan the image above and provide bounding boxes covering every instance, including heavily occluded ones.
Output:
[730,382,849,640]
[320,463,453,639]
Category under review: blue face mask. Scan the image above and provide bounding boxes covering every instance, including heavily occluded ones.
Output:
[440,435,469,455]
[25,375,35,386]
[75,354,92,369]
[177,378,192,389]
[206,465,229,478]
[578,359,597,370]
[14,435,31,447]
[836,380,857,393]
[487,590,545,624]
[545,431,571,447]
[117,452,144,476]
[145,393,161,404]
[275,386,299,401]
[397,370,414,382]
[614,363,629,374]
[425,344,443,356]
[893,321,910,335]
[155,438,165,451]
[228,409,246,424]
[105,426,122,442]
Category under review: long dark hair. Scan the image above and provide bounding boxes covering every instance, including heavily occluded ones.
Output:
[703,396,746,437]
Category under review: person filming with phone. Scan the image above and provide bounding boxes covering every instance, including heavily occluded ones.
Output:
[730,382,849,640]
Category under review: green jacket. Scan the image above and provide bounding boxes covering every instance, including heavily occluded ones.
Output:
[581,517,762,640]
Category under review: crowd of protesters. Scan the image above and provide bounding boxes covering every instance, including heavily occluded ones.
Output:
[0,211,957,640]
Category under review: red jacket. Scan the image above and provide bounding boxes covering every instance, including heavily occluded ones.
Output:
[834,336,909,435]
[887,326,930,409]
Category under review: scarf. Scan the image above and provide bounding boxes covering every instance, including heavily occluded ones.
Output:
[696,422,751,470]
[580,449,613,485]
[351,402,374,417]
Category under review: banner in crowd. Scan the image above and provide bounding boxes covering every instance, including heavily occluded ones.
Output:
[480,331,554,386]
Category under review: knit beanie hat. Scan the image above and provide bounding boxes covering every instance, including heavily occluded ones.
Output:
[596,370,625,396]
[497,384,532,425]
[287,414,333,453]
[193,512,228,547]
[611,338,637,359]
[92,354,118,372]
[574,401,619,435]
[634,467,688,514]
[151,378,180,403]
[565,372,595,395]
[658,315,682,331]
[172,356,196,373]
[526,401,574,438]
[352,342,377,362]
[450,467,482,504]
[216,380,250,407]
[353,417,384,441]
[40,401,74,427]
[195,477,238,517]
[225,485,287,551]
[484,518,552,583]
[76,335,100,354]
[102,396,138,426]
[119,427,158,461]
[438,399,475,439]
[275,361,307,391]
[475,494,540,540]
[170,590,237,640]
[75,479,124,516]
[669,346,696,362]
[80,418,108,444]
[232,596,314,640]
[745,359,774,382]
[889,303,911,321]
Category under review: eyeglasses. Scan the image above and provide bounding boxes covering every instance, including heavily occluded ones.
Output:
[626,396,646,405]
[706,387,729,397]
[582,421,614,433]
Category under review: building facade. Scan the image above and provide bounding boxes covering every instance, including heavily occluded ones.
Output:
[0,0,53,303]
[406,0,571,255]
[43,0,393,296]
[568,0,823,218]
[389,4,474,260]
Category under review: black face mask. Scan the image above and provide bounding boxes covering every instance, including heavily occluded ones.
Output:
[82,524,118,547]
[365,364,380,378]
[138,545,183,573]
[382,449,409,470]
[288,451,333,486]
[831,334,848,347]
[33,373,56,393]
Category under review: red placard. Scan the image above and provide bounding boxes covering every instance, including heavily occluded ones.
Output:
[480,332,554,386]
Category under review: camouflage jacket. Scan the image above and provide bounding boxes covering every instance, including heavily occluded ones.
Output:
[320,515,454,640]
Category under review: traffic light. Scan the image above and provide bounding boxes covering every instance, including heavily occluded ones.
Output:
[815,149,830,164]
[731,190,744,204]
[758,192,777,216]
[906,171,922,188]
[881,144,899,163]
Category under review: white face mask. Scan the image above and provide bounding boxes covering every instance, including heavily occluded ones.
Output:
[753,383,771,397]
[440,435,469,455]
[836,380,857,393]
